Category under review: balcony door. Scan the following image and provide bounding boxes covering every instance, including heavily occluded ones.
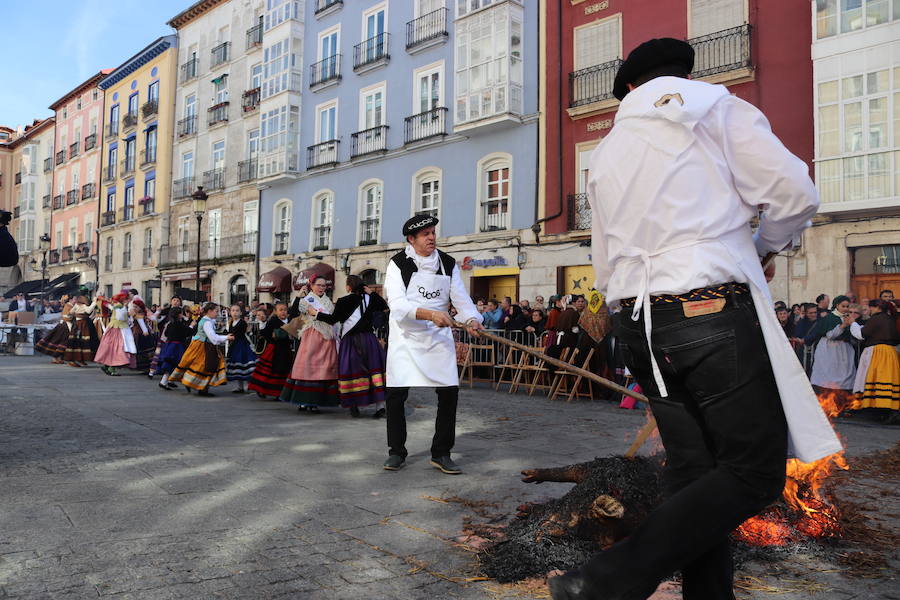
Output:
[128,93,139,116]
[361,87,385,130]
[416,0,443,17]
[318,104,336,142]
[320,30,339,78]
[689,0,745,38]
[364,7,386,61]
[243,200,258,254]
[417,66,441,114]
[208,208,221,259]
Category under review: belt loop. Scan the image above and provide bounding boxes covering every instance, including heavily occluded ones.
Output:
[727,282,736,306]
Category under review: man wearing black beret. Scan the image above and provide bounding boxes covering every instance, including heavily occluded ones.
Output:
[381,215,484,474]
[550,38,839,600]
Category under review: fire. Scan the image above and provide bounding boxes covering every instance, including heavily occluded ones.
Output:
[736,390,848,547]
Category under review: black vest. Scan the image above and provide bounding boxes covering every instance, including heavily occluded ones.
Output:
[390,250,456,289]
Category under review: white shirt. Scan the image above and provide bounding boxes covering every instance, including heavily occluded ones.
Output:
[589,76,818,303]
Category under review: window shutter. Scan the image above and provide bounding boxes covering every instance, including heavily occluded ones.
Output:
[690,0,744,38]
[574,18,620,71]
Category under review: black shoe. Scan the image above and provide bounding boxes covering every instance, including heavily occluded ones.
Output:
[383,455,406,471]
[372,408,386,419]
[158,383,170,391]
[548,571,598,600]
[197,390,214,397]
[429,456,462,475]
[349,406,361,418]
[166,382,178,389]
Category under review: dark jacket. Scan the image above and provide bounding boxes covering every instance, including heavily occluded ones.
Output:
[316,292,388,337]
[861,312,900,348]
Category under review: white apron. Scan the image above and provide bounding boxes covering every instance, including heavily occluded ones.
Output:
[386,262,457,387]
[622,229,842,464]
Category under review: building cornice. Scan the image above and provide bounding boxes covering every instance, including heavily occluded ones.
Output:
[48,70,112,111]
[99,35,177,90]
[7,118,56,149]
[167,0,230,29]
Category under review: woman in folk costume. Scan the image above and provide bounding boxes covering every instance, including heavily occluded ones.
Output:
[305,275,388,417]
[148,296,185,377]
[806,295,859,393]
[169,302,233,396]
[35,295,75,363]
[247,302,294,398]
[93,298,112,340]
[280,276,340,412]
[156,307,193,390]
[852,300,900,416]
[130,303,158,373]
[94,293,137,375]
[225,304,256,393]
[62,295,101,366]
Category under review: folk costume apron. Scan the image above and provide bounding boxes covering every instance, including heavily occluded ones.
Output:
[386,258,457,388]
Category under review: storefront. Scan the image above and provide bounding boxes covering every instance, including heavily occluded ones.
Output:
[462,255,519,302]
[558,264,595,297]
[295,262,336,295]
[851,245,900,300]
[256,266,293,303]
[161,270,212,304]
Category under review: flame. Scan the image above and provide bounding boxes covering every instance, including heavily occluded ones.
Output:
[736,390,848,547]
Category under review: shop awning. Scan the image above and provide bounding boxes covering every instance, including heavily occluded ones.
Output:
[257,266,293,293]
[3,279,46,298]
[162,269,212,282]
[294,262,335,291]
[45,273,81,298]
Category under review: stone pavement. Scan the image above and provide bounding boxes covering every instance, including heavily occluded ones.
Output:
[0,356,897,599]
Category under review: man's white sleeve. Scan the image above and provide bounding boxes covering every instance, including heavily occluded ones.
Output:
[717,96,819,257]
[384,261,418,322]
[449,265,484,325]
[588,167,611,297]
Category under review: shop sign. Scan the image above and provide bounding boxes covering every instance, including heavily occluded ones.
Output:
[585,1,609,15]
[460,256,508,270]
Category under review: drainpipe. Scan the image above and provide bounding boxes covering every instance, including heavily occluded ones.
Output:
[95,82,106,291]
[254,188,262,298]
[530,0,564,244]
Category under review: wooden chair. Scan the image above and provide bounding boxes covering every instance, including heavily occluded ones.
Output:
[566,347,597,402]
[494,343,522,391]
[548,347,585,401]
[459,339,496,388]
[509,333,549,394]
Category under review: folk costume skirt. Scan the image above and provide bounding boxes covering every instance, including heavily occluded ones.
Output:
[853,344,900,411]
[94,327,131,367]
[226,338,257,381]
[335,330,386,408]
[148,338,166,374]
[157,340,188,375]
[170,340,226,390]
[248,343,292,397]
[63,316,98,363]
[36,319,71,357]
[133,332,158,371]
[280,329,339,408]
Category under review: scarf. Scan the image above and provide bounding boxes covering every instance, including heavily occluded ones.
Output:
[298,292,337,340]
[405,244,440,274]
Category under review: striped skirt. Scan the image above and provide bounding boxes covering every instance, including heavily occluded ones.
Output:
[853,344,900,411]
[248,344,291,398]
[226,338,257,381]
[280,329,339,408]
[170,340,227,391]
[63,316,98,363]
[335,331,386,408]
[36,319,71,357]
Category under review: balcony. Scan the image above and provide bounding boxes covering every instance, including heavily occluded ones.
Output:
[66,190,78,206]
[202,168,225,191]
[307,140,340,169]
[273,232,289,256]
[180,57,199,83]
[142,100,158,119]
[52,195,64,210]
[43,157,53,173]
[173,177,195,200]
[569,58,623,109]
[404,107,447,144]
[84,133,97,152]
[77,241,92,260]
[105,123,119,140]
[567,193,591,231]
[178,115,197,137]
[140,148,157,168]
[479,200,509,232]
[102,164,116,184]
[101,210,116,227]
[351,125,389,158]
[241,88,260,113]
[140,196,155,216]
[238,158,257,183]
[406,8,448,52]
[143,246,153,266]
[61,246,73,262]
[81,183,95,200]
[688,24,752,81]
[14,172,21,185]
[314,0,343,16]
[122,248,132,269]
[122,112,139,131]
[55,150,65,166]
[120,156,135,177]
[208,102,229,126]
[42,194,51,209]
[158,232,259,267]
[13,206,19,218]
[48,249,60,265]
[312,226,331,251]
[69,142,80,159]
[119,205,135,223]
[353,33,390,72]
[246,23,263,49]
[310,55,341,90]
[358,219,379,246]
[211,42,230,68]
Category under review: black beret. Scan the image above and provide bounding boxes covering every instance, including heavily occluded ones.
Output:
[613,38,695,101]
[402,214,439,236]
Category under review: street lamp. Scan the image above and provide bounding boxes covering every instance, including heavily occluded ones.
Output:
[191,186,208,304]
[36,233,51,304]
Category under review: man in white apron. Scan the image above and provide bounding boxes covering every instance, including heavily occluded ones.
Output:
[382,215,484,474]
[550,39,842,600]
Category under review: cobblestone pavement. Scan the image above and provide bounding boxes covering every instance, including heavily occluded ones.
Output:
[0,356,897,599]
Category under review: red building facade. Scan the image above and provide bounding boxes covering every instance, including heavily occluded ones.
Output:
[540,0,814,240]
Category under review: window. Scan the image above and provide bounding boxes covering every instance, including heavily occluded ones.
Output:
[145,127,158,163]
[818,0,896,38]
[185,94,196,118]
[144,177,156,200]
[109,105,120,133]
[456,0,496,18]
[214,76,229,104]
[265,0,299,31]
[84,219,93,246]
[148,81,159,103]
[319,27,340,61]
[124,184,135,220]
[251,62,263,89]
[69,222,77,247]
[362,4,387,62]
[358,181,382,245]
[274,200,291,254]
[243,200,258,253]
[212,140,226,169]
[128,93,139,116]
[477,153,511,231]
[311,190,334,250]
[144,228,153,265]
[208,208,222,258]
[689,0,744,38]
[105,237,114,271]
[360,84,386,129]
[413,167,441,220]
[417,0,444,17]
[316,101,338,142]
[106,190,115,213]
[183,151,194,178]
[262,39,297,99]
[414,62,443,113]
[574,17,621,71]
[123,232,132,268]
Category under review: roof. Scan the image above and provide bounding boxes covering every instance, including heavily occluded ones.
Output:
[99,35,178,90]
[6,118,56,149]
[167,0,230,29]
[48,70,113,111]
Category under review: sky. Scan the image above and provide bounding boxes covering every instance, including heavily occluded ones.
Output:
[0,0,191,130]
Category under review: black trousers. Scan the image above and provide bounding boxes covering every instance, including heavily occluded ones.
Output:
[578,293,788,600]
[386,386,458,459]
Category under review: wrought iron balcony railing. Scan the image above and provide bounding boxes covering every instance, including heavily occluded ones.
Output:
[52,195,64,210]
[246,23,263,49]
[140,148,157,167]
[81,183,95,200]
[61,246,73,262]
[181,57,198,83]
[105,123,118,139]
[119,205,135,223]
[688,24,752,79]
[158,232,259,267]
[237,158,257,183]
[404,107,447,144]
[101,210,116,227]
[77,241,92,259]
[66,190,78,205]
[211,42,230,68]
[314,0,343,14]
[84,133,97,151]
[12,206,20,218]
[406,8,448,50]
[173,176,195,199]
[480,200,509,232]
[14,172,22,185]
[49,249,60,264]
[102,164,116,183]
[307,140,340,169]
[55,150,65,166]
[69,142,80,159]
[312,226,331,251]
[202,168,225,191]
[351,125,389,158]
[241,88,260,112]
[120,156,135,177]
[310,55,341,87]
[567,193,591,231]
[354,33,390,70]
[140,197,155,216]
[273,231,290,255]
[122,112,139,130]
[42,194,51,209]
[142,100,158,119]
[43,157,53,172]
[569,58,623,108]
[208,102,229,126]
[358,218,379,246]
[178,115,197,137]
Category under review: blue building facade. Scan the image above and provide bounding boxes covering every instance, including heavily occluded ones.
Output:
[257,0,538,299]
